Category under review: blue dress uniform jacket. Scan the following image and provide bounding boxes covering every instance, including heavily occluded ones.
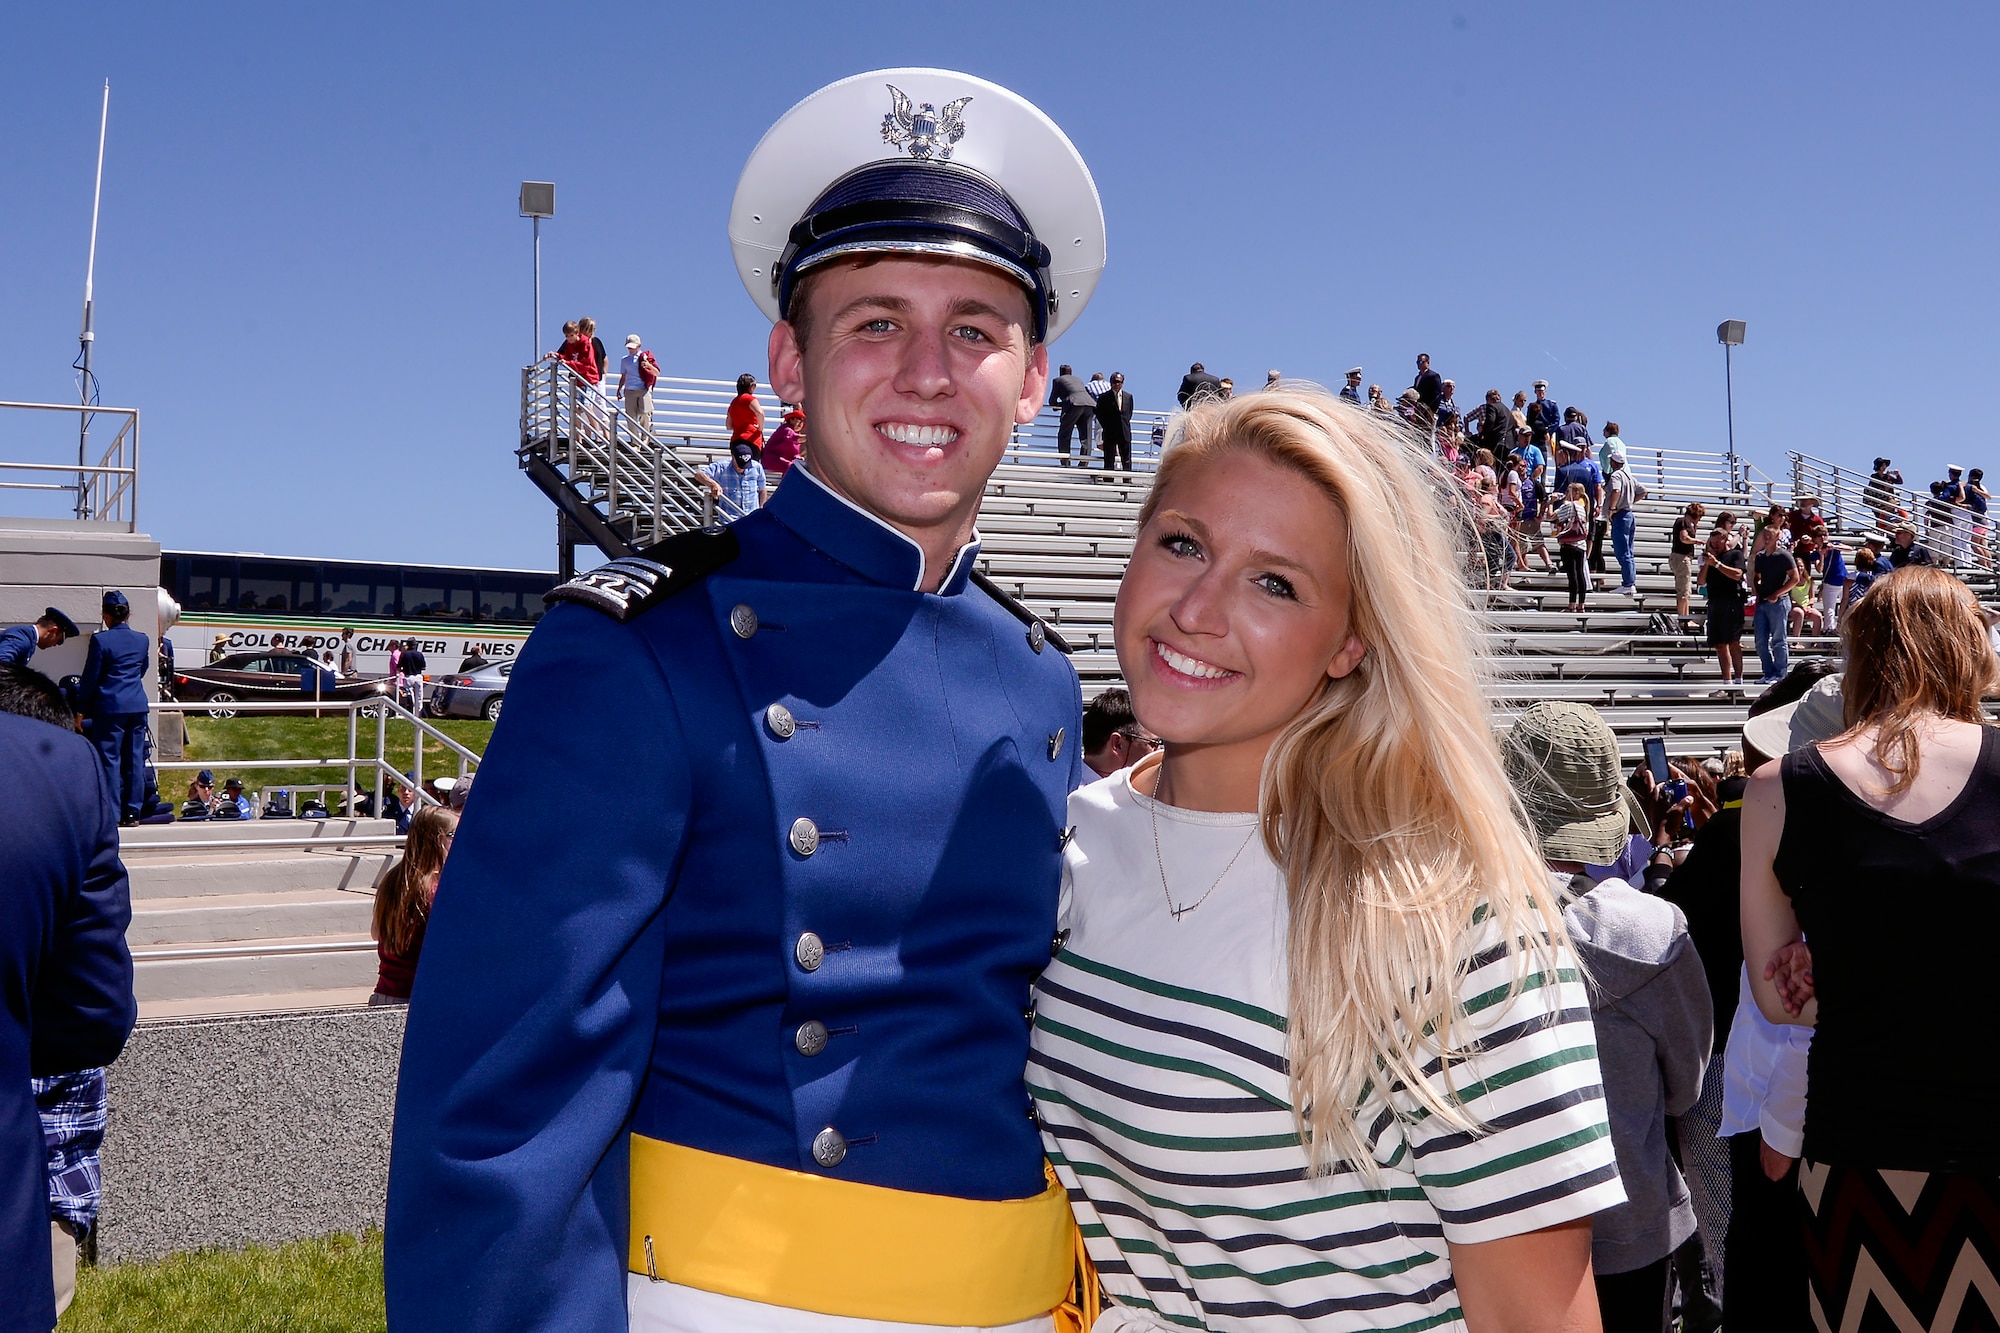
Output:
[78,623,150,716]
[78,624,153,821]
[0,713,136,1333]
[386,465,1083,1332]
[0,624,38,668]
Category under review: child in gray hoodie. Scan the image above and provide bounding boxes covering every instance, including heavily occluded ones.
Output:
[1501,702,1714,1333]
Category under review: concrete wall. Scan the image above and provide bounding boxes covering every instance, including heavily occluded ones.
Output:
[0,518,165,698]
[96,1006,405,1264]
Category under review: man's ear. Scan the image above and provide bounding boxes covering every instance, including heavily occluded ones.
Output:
[1016,342,1051,426]
[770,321,805,405]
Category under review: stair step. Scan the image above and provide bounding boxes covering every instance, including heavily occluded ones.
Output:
[138,986,379,1022]
[131,936,379,1003]
[129,890,375,946]
[121,848,395,900]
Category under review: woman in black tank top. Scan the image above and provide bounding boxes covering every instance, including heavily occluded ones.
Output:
[1740,566,2000,1328]
[1700,513,1747,683]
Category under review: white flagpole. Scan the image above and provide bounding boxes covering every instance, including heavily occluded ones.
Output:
[77,80,109,518]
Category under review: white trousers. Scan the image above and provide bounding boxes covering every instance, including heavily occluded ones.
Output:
[627,1275,1056,1333]
[1820,581,1844,631]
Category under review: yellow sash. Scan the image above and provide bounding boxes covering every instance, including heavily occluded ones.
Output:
[628,1134,1090,1327]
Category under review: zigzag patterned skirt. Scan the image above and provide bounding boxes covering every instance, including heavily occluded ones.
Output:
[1802,1159,2000,1332]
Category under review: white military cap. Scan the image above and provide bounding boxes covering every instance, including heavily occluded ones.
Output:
[1345,366,1363,376]
[730,68,1105,343]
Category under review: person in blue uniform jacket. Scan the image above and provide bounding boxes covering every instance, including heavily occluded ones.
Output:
[0,709,137,1333]
[77,590,153,827]
[387,69,1108,1333]
[0,607,80,670]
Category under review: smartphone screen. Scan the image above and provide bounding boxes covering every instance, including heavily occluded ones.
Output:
[1643,736,1669,785]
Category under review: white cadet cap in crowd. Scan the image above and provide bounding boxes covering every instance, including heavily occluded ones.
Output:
[1533,379,1548,389]
[1743,676,1846,759]
[729,68,1106,344]
[1346,366,1364,377]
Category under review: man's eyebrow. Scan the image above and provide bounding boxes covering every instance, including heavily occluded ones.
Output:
[829,293,913,323]
[945,296,1023,326]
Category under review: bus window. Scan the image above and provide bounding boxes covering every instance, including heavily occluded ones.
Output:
[400,573,477,620]
[324,571,392,618]
[239,560,312,614]
[183,556,234,611]
[479,573,553,623]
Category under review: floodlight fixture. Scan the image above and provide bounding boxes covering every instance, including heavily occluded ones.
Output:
[1717,319,1746,346]
[521,182,555,362]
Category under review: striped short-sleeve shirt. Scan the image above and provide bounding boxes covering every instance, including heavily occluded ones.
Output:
[1028,764,1623,1331]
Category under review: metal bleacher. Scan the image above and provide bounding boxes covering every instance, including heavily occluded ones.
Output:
[520,366,1995,764]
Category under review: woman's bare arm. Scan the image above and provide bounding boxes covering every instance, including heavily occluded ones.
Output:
[1450,1218,1600,1332]
[1740,758,1816,1026]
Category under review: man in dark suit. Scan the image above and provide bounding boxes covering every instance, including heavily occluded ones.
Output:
[1095,372,1136,472]
[1413,353,1443,428]
[77,591,152,827]
[0,703,136,1333]
[1047,363,1095,466]
[1176,361,1223,409]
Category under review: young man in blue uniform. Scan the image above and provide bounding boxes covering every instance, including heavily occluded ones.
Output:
[387,69,1107,1333]
[0,608,80,670]
[76,591,152,827]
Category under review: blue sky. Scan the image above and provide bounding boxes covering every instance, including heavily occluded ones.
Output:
[2,2,1992,571]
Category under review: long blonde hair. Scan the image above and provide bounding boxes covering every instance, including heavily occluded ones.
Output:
[1139,389,1566,1175]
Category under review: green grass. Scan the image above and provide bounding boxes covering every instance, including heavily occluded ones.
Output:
[178,716,493,794]
[64,1231,385,1333]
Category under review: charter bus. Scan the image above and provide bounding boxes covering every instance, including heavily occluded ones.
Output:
[160,550,557,677]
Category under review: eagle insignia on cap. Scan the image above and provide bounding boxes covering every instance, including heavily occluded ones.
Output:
[882,85,971,161]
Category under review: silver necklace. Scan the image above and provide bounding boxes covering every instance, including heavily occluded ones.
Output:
[1148,763,1258,921]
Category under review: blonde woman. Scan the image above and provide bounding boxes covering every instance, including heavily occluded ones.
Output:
[1029,390,1624,1331]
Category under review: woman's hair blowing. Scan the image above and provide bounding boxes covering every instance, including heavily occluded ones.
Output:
[1139,389,1566,1176]
[374,804,458,956]
[1839,566,1996,794]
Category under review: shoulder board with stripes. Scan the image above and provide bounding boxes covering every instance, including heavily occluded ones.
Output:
[543,526,741,623]
[970,570,1071,655]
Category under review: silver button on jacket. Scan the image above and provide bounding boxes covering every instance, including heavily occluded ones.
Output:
[789,816,820,857]
[794,1020,829,1057]
[795,931,824,972]
[812,1127,847,1168]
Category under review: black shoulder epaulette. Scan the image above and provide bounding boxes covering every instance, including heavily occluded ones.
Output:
[544,526,741,623]
[970,570,1071,655]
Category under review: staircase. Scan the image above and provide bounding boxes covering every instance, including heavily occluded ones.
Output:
[121,819,396,1019]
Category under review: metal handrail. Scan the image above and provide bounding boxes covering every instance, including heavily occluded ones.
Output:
[0,399,140,527]
[1788,450,1992,569]
[152,693,481,815]
[521,360,718,544]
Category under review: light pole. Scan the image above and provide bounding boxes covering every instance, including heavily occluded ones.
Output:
[1717,319,1746,492]
[520,182,555,363]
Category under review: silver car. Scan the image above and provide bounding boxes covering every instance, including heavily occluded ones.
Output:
[428,660,512,721]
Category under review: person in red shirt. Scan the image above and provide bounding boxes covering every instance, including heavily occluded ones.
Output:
[726,372,764,450]
[554,321,599,384]
[370,805,458,1005]
[762,407,804,480]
